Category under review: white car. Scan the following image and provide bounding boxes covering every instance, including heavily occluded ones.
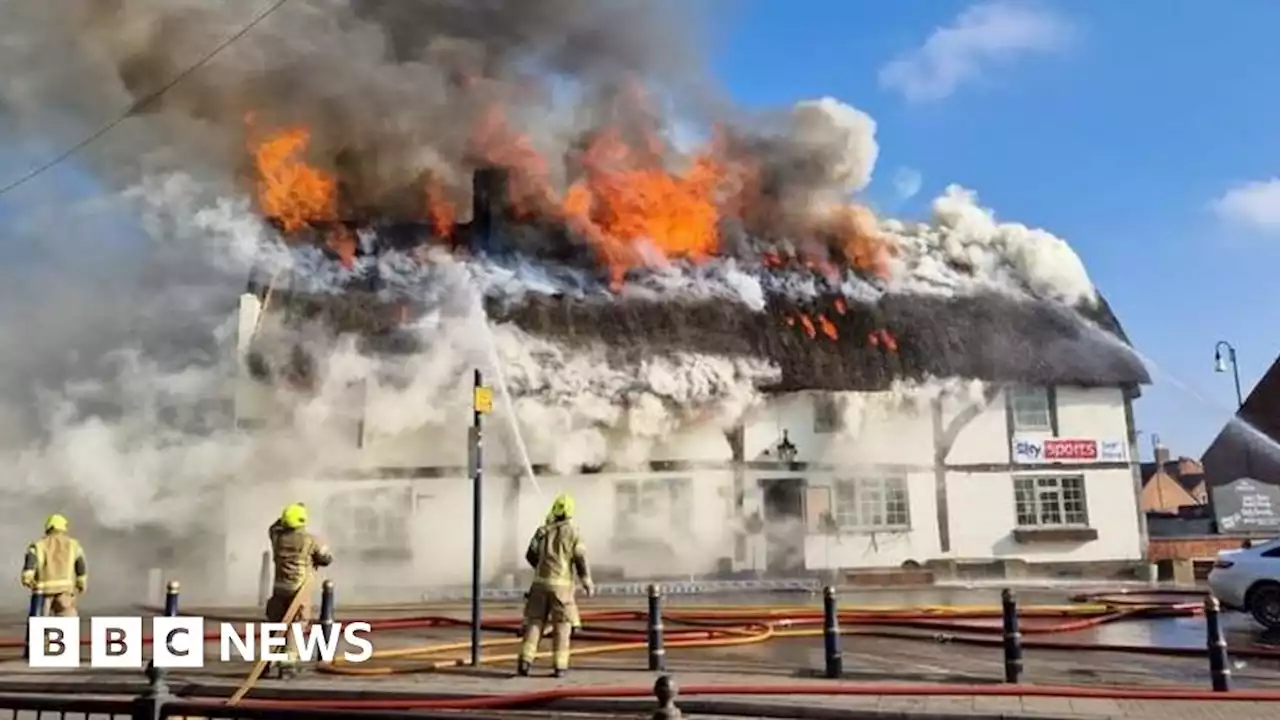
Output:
[1208,536,1280,629]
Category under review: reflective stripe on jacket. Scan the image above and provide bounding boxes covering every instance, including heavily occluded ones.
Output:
[270,527,332,592]
[27,535,85,594]
[530,520,585,588]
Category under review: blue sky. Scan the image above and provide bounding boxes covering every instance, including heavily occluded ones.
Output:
[3,1,1278,459]
[710,0,1280,459]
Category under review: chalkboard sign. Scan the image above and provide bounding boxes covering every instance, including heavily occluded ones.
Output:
[1213,478,1280,532]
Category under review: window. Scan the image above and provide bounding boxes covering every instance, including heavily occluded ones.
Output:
[831,476,910,530]
[321,486,413,557]
[615,478,693,537]
[814,393,843,434]
[1014,476,1088,527]
[1009,386,1053,432]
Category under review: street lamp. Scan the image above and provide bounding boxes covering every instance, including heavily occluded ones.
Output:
[775,430,798,464]
[1213,341,1244,409]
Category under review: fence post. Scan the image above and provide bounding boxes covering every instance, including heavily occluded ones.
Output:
[1204,595,1231,692]
[647,584,665,672]
[651,674,682,720]
[320,579,336,642]
[22,591,43,660]
[258,550,272,607]
[823,585,843,679]
[1001,588,1023,684]
[163,581,180,617]
[133,659,171,720]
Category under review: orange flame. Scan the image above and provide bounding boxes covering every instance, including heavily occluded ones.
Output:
[817,314,838,341]
[251,126,337,233]
[798,314,816,339]
[563,127,727,289]
[424,176,456,242]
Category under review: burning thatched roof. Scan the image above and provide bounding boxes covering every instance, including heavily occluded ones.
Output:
[260,279,1148,393]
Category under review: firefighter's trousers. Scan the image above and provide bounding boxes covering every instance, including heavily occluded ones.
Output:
[519,583,577,670]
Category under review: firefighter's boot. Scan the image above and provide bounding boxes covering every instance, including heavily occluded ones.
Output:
[516,659,532,677]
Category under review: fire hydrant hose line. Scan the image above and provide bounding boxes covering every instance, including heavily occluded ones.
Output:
[9,594,1280,707]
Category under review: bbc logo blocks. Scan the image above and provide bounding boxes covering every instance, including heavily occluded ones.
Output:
[28,617,206,668]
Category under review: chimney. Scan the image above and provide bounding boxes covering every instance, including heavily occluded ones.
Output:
[471,167,510,253]
[1154,443,1171,466]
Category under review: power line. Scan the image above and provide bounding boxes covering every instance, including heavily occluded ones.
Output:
[0,0,290,199]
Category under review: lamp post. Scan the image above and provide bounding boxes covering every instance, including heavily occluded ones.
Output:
[775,430,798,465]
[1213,341,1244,409]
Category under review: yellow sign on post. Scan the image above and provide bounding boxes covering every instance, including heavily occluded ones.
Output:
[473,386,493,414]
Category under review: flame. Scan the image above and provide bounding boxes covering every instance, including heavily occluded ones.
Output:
[798,314,816,339]
[251,125,337,233]
[817,314,838,341]
[424,176,456,242]
[563,128,727,288]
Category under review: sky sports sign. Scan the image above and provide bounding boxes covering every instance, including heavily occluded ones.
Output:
[27,617,374,668]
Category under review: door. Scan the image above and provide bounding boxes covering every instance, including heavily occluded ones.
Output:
[760,478,806,574]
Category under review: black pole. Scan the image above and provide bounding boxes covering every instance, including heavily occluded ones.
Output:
[163,581,180,617]
[470,369,485,667]
[22,591,43,660]
[1001,588,1023,684]
[1204,596,1231,692]
[822,586,842,679]
[647,584,666,671]
[1229,347,1244,409]
[320,580,336,642]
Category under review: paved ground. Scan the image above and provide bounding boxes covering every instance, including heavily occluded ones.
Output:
[2,587,1279,718]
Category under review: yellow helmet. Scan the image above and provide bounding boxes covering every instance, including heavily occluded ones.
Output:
[281,503,308,529]
[45,514,69,533]
[549,493,575,521]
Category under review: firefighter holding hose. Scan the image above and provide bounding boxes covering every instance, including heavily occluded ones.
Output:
[20,514,87,617]
[517,493,595,678]
[267,502,333,676]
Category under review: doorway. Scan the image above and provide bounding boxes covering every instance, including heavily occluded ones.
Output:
[760,478,806,574]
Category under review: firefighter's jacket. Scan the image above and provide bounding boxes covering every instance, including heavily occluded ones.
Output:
[269,522,333,593]
[22,532,87,595]
[526,520,590,588]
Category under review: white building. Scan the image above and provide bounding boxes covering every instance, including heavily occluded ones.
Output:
[222,282,1151,600]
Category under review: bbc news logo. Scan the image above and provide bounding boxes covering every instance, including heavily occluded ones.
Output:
[27,617,374,668]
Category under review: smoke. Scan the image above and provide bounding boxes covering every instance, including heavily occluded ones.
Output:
[0,1,1108,601]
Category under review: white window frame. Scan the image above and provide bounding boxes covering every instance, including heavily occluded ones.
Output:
[813,393,843,434]
[321,486,413,553]
[831,475,911,531]
[614,477,694,537]
[1009,386,1053,433]
[1013,475,1089,528]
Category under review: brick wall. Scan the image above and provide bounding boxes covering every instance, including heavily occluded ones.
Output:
[1148,535,1258,561]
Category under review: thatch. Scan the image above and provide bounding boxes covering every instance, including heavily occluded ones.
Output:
[265,284,1149,392]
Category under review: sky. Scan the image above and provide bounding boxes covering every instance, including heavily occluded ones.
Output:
[707,0,1280,459]
[2,1,1278,461]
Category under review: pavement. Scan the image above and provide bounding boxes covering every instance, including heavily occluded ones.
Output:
[2,586,1279,718]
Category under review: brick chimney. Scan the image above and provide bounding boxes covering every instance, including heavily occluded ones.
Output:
[1154,443,1171,465]
[471,166,509,253]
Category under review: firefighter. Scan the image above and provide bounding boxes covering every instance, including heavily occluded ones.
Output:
[517,493,594,678]
[266,503,332,676]
[20,514,87,617]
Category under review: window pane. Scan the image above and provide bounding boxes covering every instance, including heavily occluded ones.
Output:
[1010,387,1052,431]
[1038,490,1063,524]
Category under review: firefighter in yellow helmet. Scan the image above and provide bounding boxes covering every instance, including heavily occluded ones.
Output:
[517,493,594,677]
[20,515,87,617]
[266,503,332,676]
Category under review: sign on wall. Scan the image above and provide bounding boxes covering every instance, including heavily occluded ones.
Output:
[1012,437,1128,464]
[1212,478,1280,532]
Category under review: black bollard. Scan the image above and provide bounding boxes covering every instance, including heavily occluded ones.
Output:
[1001,588,1023,684]
[163,581,180,617]
[320,579,336,642]
[647,584,666,672]
[1204,595,1231,692]
[823,586,843,679]
[22,591,43,660]
[651,674,682,720]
